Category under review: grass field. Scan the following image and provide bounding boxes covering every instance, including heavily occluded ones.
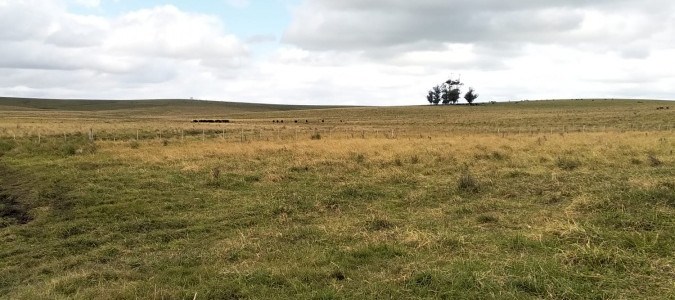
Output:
[1,98,674,299]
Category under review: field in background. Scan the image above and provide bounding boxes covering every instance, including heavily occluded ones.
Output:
[1,98,673,142]
[1,98,674,299]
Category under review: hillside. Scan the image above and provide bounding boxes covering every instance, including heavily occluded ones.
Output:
[0,97,347,116]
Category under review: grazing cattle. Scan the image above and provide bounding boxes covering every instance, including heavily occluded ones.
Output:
[192,119,230,123]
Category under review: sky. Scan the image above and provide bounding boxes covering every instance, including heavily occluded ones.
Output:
[0,0,674,105]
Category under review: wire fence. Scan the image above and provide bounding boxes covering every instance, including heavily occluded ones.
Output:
[1,122,674,144]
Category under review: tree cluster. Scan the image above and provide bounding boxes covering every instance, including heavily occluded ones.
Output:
[426,78,478,105]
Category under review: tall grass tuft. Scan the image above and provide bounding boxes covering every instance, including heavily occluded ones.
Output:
[211,167,220,179]
[458,168,479,193]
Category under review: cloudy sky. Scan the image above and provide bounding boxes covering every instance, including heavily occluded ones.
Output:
[1,0,673,105]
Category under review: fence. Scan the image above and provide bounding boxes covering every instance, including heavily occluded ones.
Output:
[1,121,674,145]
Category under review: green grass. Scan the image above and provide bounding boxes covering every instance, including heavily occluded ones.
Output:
[0,97,346,113]
[1,98,674,299]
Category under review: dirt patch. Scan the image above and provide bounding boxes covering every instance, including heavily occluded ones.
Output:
[1,193,32,226]
[0,165,34,227]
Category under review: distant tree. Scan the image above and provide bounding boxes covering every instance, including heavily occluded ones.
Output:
[446,78,463,104]
[442,85,461,105]
[450,86,462,104]
[432,85,442,105]
[424,76,474,105]
[441,85,451,105]
[445,78,462,87]
[455,89,463,104]
[464,88,479,105]
[426,90,434,105]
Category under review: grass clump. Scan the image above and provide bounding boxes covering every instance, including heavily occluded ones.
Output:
[457,168,480,193]
[411,272,433,287]
[329,270,346,281]
[0,139,16,156]
[365,217,396,231]
[630,157,642,165]
[476,214,498,224]
[351,244,405,261]
[60,143,78,156]
[211,167,220,179]
[352,153,366,164]
[647,153,662,166]
[556,156,582,170]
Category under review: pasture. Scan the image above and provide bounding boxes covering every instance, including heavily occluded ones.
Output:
[1,97,674,299]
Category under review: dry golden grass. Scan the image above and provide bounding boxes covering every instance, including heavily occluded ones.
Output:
[1,98,673,140]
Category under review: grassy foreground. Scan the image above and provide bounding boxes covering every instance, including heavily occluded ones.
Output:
[1,98,674,299]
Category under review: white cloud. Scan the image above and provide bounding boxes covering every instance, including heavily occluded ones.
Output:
[0,1,250,100]
[106,6,247,61]
[283,0,673,54]
[274,0,675,103]
[0,0,673,104]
